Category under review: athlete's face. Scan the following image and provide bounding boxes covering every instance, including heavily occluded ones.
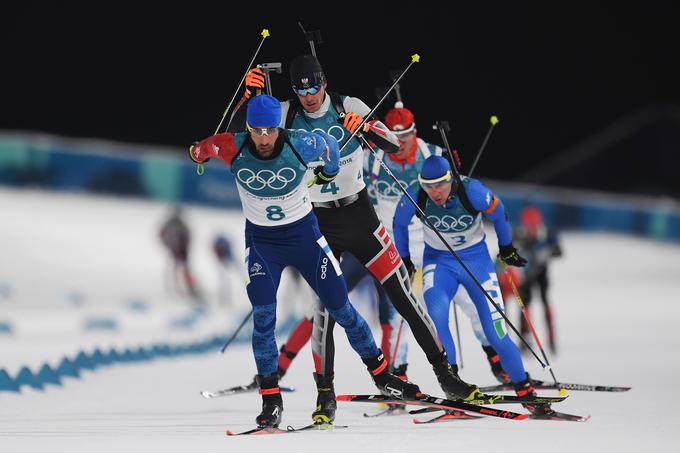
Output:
[249,127,279,158]
[296,82,327,113]
[394,131,416,159]
[422,182,453,206]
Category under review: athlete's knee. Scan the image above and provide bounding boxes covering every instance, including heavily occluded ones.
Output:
[252,304,277,334]
[325,301,358,329]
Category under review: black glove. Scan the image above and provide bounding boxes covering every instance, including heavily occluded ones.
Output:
[551,244,563,258]
[402,255,417,280]
[307,166,337,187]
[498,243,528,267]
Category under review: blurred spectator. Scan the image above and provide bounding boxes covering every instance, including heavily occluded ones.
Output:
[213,234,235,307]
[514,205,563,353]
[159,206,202,304]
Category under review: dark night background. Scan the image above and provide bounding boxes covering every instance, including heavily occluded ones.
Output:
[3,3,679,198]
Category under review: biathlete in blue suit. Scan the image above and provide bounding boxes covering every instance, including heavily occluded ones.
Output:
[189,95,420,428]
[392,155,552,415]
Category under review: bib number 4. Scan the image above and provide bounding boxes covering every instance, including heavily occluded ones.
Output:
[320,182,339,195]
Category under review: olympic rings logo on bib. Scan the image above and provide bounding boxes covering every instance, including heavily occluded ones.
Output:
[374,179,413,197]
[426,214,475,232]
[236,167,298,191]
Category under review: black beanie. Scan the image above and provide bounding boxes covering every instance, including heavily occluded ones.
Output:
[289,55,326,90]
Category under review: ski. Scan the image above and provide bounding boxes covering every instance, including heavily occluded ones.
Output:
[226,426,294,436]
[290,423,349,431]
[202,384,295,399]
[413,410,483,424]
[336,394,528,420]
[529,411,591,422]
[363,405,409,418]
[468,393,566,405]
[409,407,443,415]
[480,380,630,393]
[226,422,348,435]
[351,392,565,406]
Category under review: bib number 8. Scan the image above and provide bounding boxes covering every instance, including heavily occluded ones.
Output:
[266,205,285,221]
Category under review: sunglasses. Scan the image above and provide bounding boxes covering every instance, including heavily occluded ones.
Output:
[293,84,322,97]
[247,125,278,136]
[418,171,452,189]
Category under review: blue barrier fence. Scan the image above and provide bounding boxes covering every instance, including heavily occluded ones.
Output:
[0,314,299,394]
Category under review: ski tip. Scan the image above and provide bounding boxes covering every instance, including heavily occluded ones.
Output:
[226,430,235,436]
[200,391,213,399]
[335,394,355,402]
[559,388,568,396]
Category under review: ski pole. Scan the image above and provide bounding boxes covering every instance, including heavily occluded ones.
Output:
[390,319,405,368]
[194,29,270,176]
[502,265,559,385]
[358,134,549,369]
[468,115,499,176]
[451,297,464,369]
[219,309,253,354]
[214,29,270,135]
[338,54,420,153]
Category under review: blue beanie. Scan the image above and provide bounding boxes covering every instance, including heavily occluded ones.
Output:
[246,95,281,127]
[419,155,452,182]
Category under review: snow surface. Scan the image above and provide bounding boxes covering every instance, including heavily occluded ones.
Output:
[1,187,680,452]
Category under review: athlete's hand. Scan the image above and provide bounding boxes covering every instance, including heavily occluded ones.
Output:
[189,133,235,163]
[498,243,528,267]
[244,67,266,99]
[402,256,417,280]
[338,112,369,134]
[307,166,337,187]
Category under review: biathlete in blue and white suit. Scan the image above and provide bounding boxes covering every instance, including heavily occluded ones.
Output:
[392,155,552,415]
[189,95,420,428]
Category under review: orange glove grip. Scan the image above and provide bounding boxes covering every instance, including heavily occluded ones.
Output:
[343,112,365,134]
[244,68,266,99]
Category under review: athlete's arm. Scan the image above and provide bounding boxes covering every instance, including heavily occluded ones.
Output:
[466,178,512,246]
[392,186,418,257]
[188,132,239,167]
[290,130,340,176]
[343,97,399,153]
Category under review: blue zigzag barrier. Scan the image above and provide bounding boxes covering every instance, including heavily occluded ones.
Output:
[0,368,19,392]
[0,316,298,394]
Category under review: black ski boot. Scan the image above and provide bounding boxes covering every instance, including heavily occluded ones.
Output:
[312,372,337,424]
[389,364,409,412]
[392,363,409,381]
[255,374,283,428]
[514,374,552,415]
[482,345,511,384]
[363,352,421,400]
[430,352,480,401]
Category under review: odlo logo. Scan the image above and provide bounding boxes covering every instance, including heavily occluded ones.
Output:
[320,257,328,279]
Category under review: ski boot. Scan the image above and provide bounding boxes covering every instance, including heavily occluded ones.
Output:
[255,374,283,428]
[363,352,421,400]
[312,372,337,424]
[482,345,511,384]
[430,352,480,401]
[514,374,552,415]
[388,364,409,412]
